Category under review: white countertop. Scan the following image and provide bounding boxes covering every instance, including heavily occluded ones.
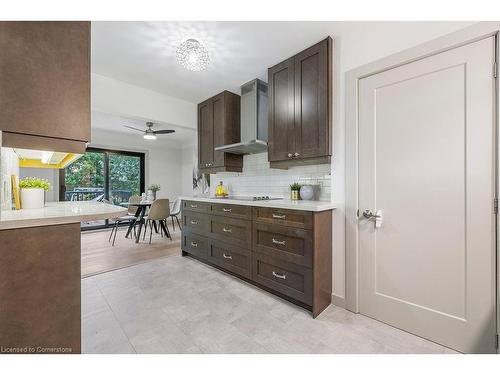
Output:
[179,196,336,212]
[0,201,127,230]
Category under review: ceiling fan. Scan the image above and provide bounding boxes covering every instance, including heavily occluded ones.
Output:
[123,121,175,140]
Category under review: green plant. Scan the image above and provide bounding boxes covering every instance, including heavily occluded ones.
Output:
[148,184,161,193]
[19,177,51,191]
[290,182,301,191]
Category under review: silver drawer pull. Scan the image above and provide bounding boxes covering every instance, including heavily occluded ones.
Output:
[190,241,198,247]
[191,204,198,208]
[222,253,232,260]
[272,214,286,219]
[223,208,232,212]
[272,238,286,246]
[190,220,198,225]
[222,227,232,233]
[272,271,286,280]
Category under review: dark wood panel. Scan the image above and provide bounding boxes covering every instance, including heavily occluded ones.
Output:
[181,231,209,260]
[207,239,251,279]
[182,211,210,235]
[1,132,86,154]
[182,200,210,214]
[210,203,252,220]
[212,93,225,168]
[268,57,295,162]
[210,216,252,248]
[198,99,213,169]
[312,210,332,317]
[253,222,313,267]
[0,21,90,142]
[252,253,312,305]
[0,223,81,353]
[294,38,330,159]
[253,207,313,229]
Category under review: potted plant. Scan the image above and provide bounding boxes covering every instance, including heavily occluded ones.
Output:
[148,184,161,200]
[290,182,302,200]
[19,177,51,209]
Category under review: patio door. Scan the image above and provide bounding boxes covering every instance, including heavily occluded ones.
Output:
[61,147,145,229]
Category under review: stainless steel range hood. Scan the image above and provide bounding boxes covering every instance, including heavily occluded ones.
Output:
[215,79,268,155]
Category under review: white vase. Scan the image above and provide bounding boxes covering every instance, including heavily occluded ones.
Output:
[299,185,314,200]
[21,188,45,209]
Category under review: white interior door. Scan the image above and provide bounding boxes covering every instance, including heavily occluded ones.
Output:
[358,36,497,354]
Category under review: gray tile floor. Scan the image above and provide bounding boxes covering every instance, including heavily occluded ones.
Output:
[82,255,456,354]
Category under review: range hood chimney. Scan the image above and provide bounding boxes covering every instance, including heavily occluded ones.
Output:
[215,79,268,155]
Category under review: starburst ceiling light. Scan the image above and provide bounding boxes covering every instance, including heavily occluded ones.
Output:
[176,38,210,71]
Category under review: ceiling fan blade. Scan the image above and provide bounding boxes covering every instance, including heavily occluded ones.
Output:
[153,130,176,134]
[123,125,145,133]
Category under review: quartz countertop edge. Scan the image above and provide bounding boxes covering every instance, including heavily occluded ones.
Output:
[0,201,127,230]
[179,196,337,212]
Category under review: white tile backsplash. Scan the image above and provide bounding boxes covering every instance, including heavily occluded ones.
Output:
[210,153,332,201]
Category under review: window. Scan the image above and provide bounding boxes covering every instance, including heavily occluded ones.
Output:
[60,147,145,230]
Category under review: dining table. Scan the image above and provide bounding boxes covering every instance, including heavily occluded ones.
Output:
[125,201,153,243]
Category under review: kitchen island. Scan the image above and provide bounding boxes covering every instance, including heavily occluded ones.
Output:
[0,201,126,354]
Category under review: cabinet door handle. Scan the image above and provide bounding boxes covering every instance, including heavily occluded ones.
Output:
[223,208,232,213]
[190,241,198,247]
[222,253,232,260]
[272,238,286,246]
[294,152,300,157]
[190,220,198,225]
[272,271,286,280]
[287,153,293,158]
[272,214,286,219]
[222,227,232,233]
[190,204,198,208]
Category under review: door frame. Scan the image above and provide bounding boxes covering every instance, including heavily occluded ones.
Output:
[345,22,499,349]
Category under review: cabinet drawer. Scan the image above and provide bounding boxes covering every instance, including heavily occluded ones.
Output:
[253,223,313,267]
[182,200,210,213]
[182,211,210,235]
[210,203,252,220]
[210,216,252,248]
[182,232,208,260]
[253,207,313,229]
[252,254,312,305]
[207,239,251,279]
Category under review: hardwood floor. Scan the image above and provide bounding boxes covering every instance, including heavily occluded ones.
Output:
[81,222,181,278]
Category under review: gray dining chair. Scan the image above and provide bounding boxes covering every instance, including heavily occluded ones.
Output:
[142,198,171,244]
[169,198,182,231]
[108,194,141,246]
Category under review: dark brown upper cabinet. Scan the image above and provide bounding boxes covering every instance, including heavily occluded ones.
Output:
[198,91,243,173]
[268,37,332,169]
[0,21,90,153]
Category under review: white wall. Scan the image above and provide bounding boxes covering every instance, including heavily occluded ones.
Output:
[328,21,475,305]
[181,143,198,195]
[92,73,197,130]
[90,128,184,201]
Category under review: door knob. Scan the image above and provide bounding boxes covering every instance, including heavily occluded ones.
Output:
[294,152,300,157]
[287,153,293,158]
[362,210,383,228]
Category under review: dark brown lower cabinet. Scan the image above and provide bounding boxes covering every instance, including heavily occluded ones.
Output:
[181,200,332,317]
[0,223,81,354]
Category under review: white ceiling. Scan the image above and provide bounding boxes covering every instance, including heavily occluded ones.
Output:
[91,111,196,144]
[91,21,342,103]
